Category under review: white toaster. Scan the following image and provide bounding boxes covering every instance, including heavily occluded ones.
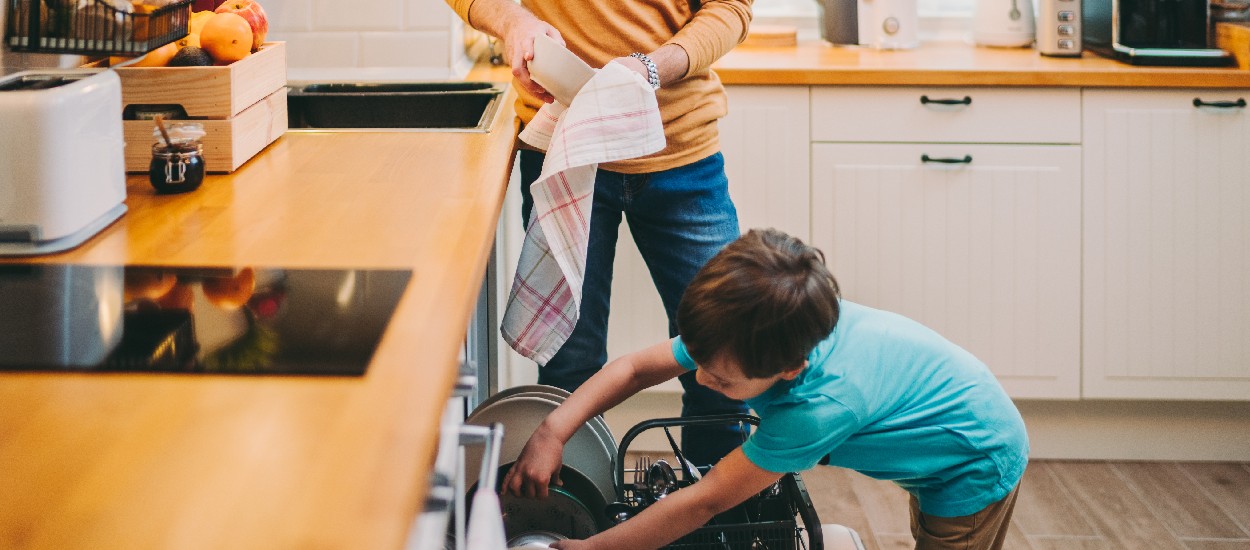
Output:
[0,69,127,255]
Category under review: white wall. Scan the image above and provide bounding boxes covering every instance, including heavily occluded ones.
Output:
[261,0,475,80]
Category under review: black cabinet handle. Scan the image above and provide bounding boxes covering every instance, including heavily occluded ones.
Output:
[921,154,973,164]
[1193,98,1247,109]
[920,95,972,106]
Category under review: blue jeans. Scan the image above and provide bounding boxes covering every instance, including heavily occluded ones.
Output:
[519,149,750,467]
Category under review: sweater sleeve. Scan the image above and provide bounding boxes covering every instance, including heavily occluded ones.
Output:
[665,0,753,77]
[445,0,473,24]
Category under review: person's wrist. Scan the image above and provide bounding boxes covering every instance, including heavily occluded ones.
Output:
[629,52,661,90]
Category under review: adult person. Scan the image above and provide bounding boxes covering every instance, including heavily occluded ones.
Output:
[444,0,754,465]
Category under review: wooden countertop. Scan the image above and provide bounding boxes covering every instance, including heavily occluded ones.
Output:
[0,87,519,548]
[713,39,1250,88]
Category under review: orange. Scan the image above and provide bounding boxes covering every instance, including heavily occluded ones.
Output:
[199,12,252,64]
[202,267,257,311]
[124,271,178,301]
[155,282,196,311]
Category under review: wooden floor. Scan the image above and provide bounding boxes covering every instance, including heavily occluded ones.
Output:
[801,460,1250,550]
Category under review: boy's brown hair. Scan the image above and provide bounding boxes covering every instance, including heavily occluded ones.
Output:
[677,228,841,379]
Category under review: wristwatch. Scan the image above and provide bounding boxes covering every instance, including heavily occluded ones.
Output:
[629,52,661,90]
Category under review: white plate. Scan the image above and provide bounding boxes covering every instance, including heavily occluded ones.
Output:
[465,395,616,504]
[529,33,596,105]
[478,385,617,467]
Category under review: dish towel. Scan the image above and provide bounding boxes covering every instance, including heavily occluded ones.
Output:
[501,62,665,365]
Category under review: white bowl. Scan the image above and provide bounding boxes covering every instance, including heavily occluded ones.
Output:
[529,34,596,105]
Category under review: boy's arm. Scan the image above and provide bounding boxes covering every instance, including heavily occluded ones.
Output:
[502,340,688,499]
[552,448,785,550]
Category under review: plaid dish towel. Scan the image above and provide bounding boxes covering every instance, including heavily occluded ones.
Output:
[502,61,665,365]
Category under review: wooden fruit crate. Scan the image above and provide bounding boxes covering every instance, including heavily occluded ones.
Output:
[112,41,287,173]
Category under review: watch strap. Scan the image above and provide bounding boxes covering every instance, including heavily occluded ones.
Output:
[629,52,661,90]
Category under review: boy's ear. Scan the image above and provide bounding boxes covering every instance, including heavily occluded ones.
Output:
[779,360,808,381]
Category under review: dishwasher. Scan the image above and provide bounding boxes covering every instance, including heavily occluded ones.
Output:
[412,386,863,550]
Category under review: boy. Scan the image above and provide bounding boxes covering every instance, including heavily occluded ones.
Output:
[502,228,1029,550]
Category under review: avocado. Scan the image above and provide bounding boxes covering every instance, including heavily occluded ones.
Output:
[168,47,214,67]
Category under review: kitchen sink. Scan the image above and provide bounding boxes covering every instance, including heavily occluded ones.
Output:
[285,81,507,133]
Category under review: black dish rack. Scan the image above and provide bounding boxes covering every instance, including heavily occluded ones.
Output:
[614,414,823,550]
[4,0,190,56]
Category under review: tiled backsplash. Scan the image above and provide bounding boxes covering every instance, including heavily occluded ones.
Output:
[263,0,474,80]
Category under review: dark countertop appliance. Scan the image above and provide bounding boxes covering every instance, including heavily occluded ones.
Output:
[0,264,411,375]
[1082,0,1235,65]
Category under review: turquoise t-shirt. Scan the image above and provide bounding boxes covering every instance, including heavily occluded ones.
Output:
[673,300,1029,518]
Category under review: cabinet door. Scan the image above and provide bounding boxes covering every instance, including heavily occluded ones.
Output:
[719,85,811,240]
[1083,89,1250,400]
[812,143,1082,398]
[607,85,813,372]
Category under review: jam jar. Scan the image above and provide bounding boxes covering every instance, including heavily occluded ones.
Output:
[149,122,207,194]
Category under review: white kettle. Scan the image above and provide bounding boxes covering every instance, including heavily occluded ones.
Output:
[972,0,1036,47]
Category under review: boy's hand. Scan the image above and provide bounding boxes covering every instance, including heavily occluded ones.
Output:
[501,425,565,499]
[550,539,592,549]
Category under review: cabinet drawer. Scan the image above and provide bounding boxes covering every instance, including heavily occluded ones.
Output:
[811,142,1082,398]
[811,87,1081,144]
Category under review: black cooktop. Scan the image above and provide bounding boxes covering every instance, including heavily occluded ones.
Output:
[0,264,412,376]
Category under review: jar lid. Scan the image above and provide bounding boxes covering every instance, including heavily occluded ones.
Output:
[152,122,206,144]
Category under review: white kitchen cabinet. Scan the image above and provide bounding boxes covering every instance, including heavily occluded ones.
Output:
[719,85,812,241]
[812,143,1082,398]
[606,85,812,367]
[1082,88,1250,400]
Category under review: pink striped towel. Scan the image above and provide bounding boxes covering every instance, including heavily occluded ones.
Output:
[502,62,665,365]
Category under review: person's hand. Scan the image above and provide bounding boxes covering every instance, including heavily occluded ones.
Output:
[501,426,565,499]
[610,56,652,87]
[550,538,594,549]
[502,17,562,103]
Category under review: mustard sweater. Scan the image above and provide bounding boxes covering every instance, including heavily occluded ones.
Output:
[446,0,753,173]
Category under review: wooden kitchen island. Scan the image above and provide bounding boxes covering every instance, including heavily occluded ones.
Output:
[0,84,519,548]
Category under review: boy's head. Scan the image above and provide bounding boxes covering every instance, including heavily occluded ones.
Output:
[677,228,840,391]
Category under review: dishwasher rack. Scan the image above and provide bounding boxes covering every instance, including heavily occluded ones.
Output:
[614,414,823,550]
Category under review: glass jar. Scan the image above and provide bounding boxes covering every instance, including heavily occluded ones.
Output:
[149,122,207,194]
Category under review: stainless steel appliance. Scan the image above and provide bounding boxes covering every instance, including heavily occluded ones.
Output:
[0,69,128,255]
[1037,0,1083,55]
[1082,0,1235,65]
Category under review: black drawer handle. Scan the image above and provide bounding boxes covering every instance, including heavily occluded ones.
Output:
[921,154,973,164]
[920,95,972,106]
[1193,98,1246,109]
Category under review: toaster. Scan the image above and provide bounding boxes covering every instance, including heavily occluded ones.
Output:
[0,69,127,255]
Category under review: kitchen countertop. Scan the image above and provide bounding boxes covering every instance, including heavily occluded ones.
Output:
[712,39,1250,87]
[0,77,519,548]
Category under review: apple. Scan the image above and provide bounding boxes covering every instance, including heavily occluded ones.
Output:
[214,0,268,52]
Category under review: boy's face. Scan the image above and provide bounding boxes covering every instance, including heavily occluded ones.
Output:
[694,354,807,401]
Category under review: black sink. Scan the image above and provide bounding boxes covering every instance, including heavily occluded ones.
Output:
[285,81,507,132]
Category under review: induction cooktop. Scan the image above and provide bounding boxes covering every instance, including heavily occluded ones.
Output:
[0,264,412,376]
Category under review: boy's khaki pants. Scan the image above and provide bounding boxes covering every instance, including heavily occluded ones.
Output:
[908,486,1020,550]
